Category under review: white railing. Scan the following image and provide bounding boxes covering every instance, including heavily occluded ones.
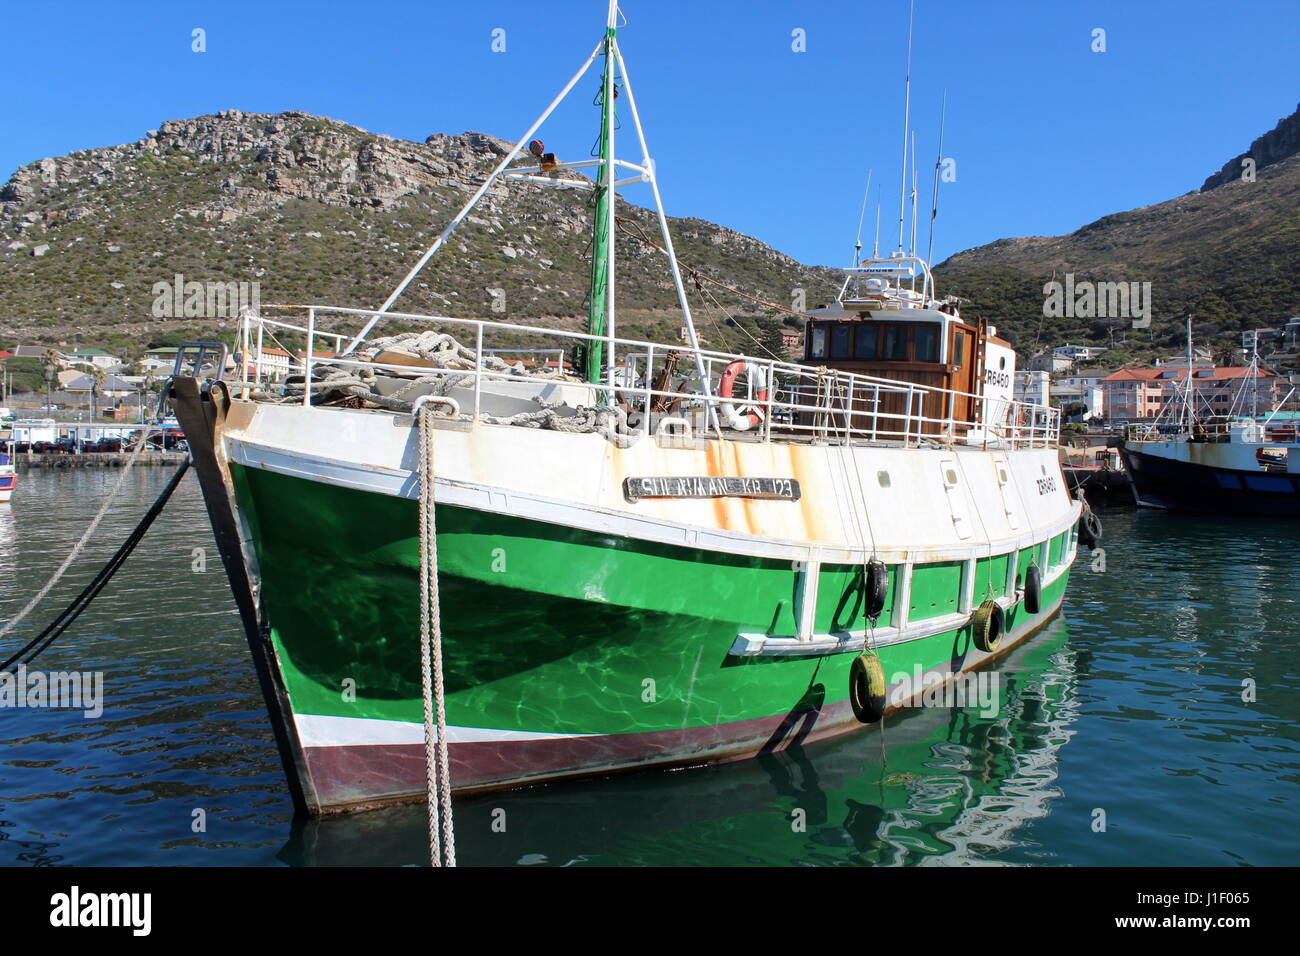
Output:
[1127,418,1299,445]
[236,306,1060,449]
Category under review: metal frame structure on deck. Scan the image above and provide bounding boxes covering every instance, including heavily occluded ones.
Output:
[339,1,717,427]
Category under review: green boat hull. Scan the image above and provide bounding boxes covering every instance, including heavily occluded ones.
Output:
[231,462,1073,811]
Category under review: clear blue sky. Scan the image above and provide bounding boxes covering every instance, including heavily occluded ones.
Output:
[4,0,1297,267]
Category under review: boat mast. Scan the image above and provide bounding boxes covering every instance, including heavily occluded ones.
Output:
[609,12,718,427]
[896,0,915,255]
[346,1,715,424]
[1250,335,1259,419]
[344,38,607,352]
[584,1,619,384]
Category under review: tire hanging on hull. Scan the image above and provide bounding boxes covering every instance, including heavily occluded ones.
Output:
[849,651,887,724]
[972,600,1004,653]
[1078,507,1102,550]
[1024,564,1042,615]
[864,559,888,622]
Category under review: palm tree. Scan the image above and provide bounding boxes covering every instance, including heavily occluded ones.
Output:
[1214,345,1242,368]
[42,348,60,416]
[90,366,106,422]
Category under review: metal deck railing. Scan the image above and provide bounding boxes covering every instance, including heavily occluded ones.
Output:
[233,306,1060,449]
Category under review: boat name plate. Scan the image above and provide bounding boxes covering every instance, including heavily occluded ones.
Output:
[623,476,801,502]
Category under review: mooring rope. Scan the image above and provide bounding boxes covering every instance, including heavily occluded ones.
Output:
[0,426,158,643]
[1,458,191,671]
[417,405,456,867]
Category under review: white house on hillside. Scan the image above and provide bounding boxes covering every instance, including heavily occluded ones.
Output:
[63,348,123,370]
[1015,370,1050,406]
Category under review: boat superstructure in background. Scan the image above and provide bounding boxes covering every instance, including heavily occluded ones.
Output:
[1121,320,1300,516]
[0,440,15,504]
[171,1,1080,815]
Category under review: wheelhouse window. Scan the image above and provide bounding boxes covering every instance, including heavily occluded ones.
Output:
[915,325,939,363]
[883,325,908,360]
[854,325,879,359]
[809,324,827,359]
[831,324,852,359]
[952,332,965,366]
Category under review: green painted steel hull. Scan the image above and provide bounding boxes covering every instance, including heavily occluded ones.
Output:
[230,462,1072,809]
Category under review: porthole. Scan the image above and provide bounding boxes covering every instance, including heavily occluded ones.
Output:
[877,471,891,488]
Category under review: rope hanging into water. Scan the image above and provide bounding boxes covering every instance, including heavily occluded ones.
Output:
[1,458,191,672]
[0,429,166,642]
[0,427,160,643]
[417,405,456,867]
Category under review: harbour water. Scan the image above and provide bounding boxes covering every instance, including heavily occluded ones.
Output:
[1,468,1296,866]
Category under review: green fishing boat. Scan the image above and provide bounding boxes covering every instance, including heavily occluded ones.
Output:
[173,0,1081,815]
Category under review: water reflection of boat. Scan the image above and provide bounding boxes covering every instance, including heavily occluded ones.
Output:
[279,617,1077,866]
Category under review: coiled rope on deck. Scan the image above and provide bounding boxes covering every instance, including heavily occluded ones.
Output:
[272,329,642,447]
[417,404,456,867]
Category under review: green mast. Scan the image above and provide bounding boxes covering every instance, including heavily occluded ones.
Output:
[584,21,617,385]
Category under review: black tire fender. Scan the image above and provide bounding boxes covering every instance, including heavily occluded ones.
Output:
[971,599,1004,653]
[1024,564,1042,615]
[849,651,887,724]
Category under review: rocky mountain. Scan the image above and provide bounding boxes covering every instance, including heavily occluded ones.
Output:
[5,102,1297,371]
[934,105,1300,363]
[1202,103,1300,191]
[0,110,837,358]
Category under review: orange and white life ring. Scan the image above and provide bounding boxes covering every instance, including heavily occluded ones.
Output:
[718,359,769,431]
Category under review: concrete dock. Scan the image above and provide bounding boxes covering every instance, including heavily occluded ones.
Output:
[16,452,189,469]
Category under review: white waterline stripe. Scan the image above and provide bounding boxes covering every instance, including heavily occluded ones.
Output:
[294,712,596,749]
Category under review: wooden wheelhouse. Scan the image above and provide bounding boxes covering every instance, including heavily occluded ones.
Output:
[798,255,1015,439]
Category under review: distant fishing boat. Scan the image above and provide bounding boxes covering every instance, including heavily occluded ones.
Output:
[1121,321,1299,516]
[0,442,15,503]
[170,1,1081,815]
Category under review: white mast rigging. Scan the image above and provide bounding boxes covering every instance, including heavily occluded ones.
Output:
[342,1,717,423]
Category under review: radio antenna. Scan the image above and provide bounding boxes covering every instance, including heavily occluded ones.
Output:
[873,185,882,257]
[909,130,919,256]
[926,89,947,265]
[852,169,873,266]
[896,0,915,254]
